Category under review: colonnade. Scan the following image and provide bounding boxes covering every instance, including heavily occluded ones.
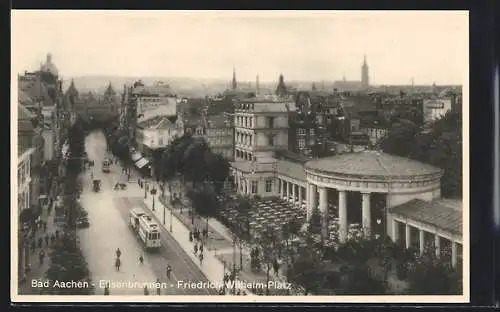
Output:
[392,219,461,268]
[306,184,374,243]
[277,178,305,206]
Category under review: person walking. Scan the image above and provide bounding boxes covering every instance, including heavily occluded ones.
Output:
[44,234,49,247]
[199,244,204,254]
[139,254,144,265]
[199,252,204,265]
[156,278,161,295]
[166,264,172,279]
[193,243,198,255]
[39,249,45,265]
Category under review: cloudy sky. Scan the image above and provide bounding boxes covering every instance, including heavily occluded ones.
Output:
[12,10,468,84]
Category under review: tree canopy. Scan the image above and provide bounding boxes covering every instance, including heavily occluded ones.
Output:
[380,111,462,197]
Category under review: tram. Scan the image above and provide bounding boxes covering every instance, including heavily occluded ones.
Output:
[129,208,161,250]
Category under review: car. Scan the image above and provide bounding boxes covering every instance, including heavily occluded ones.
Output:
[76,217,90,228]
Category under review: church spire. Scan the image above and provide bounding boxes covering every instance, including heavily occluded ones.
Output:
[275,73,287,97]
[232,66,237,90]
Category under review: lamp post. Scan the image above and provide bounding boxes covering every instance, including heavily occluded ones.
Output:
[151,188,157,212]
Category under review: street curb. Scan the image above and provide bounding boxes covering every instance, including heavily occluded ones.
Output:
[143,197,254,296]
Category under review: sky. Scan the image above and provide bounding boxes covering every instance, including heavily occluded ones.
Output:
[11,10,468,85]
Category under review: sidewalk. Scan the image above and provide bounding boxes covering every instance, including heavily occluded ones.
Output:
[143,195,255,296]
[18,200,64,295]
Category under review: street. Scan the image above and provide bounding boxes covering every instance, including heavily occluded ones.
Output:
[79,131,216,295]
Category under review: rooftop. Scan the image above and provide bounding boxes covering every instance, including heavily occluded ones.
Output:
[137,115,176,130]
[305,150,442,178]
[390,199,462,236]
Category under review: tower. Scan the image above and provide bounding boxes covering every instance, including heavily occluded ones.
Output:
[256,75,260,95]
[232,66,237,90]
[361,54,370,89]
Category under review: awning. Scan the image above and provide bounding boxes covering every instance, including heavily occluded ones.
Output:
[131,152,142,162]
[135,157,150,169]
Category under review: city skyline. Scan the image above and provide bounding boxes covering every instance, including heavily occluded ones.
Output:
[12,10,468,85]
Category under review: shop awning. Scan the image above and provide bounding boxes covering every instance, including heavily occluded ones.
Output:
[135,158,150,169]
[131,152,143,162]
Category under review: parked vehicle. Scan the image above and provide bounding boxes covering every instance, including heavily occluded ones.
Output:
[76,217,90,228]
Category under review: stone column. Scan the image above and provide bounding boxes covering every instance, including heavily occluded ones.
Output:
[361,192,371,238]
[435,235,441,258]
[391,219,399,242]
[419,229,425,255]
[306,183,312,220]
[278,179,282,197]
[451,241,457,268]
[298,186,303,205]
[292,183,296,202]
[311,184,317,210]
[338,190,347,243]
[405,224,411,249]
[318,187,328,239]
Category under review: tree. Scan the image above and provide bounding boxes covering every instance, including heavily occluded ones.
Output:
[336,263,388,295]
[234,196,252,268]
[256,226,282,295]
[406,248,462,295]
[181,139,211,188]
[282,219,302,266]
[206,153,230,195]
[187,188,217,233]
[44,232,93,295]
[308,207,322,235]
[380,111,462,198]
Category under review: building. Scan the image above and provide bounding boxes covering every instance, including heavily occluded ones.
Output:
[17,104,37,274]
[231,94,294,197]
[203,114,233,160]
[122,80,178,142]
[422,98,452,123]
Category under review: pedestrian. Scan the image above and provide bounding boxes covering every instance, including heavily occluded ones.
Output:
[194,243,198,255]
[200,244,204,254]
[156,278,161,295]
[44,234,49,247]
[189,231,193,242]
[38,237,43,249]
[144,286,149,296]
[199,252,204,265]
[166,264,172,279]
[39,249,45,265]
[43,221,47,232]
[139,254,144,265]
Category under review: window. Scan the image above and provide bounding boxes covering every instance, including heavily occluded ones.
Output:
[265,179,273,192]
[267,134,274,146]
[268,116,275,128]
[298,138,306,149]
[298,128,306,135]
[251,181,258,194]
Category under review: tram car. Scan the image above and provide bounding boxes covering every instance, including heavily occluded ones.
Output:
[129,208,161,250]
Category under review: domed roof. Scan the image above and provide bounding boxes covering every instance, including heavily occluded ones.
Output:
[305,150,442,178]
[40,53,59,77]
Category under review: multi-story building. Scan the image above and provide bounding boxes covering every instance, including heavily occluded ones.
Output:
[231,94,294,197]
[422,98,452,123]
[122,80,178,142]
[203,114,233,160]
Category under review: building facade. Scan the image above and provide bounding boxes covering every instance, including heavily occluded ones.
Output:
[204,114,233,160]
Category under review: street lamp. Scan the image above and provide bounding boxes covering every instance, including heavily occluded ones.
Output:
[151,188,157,212]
